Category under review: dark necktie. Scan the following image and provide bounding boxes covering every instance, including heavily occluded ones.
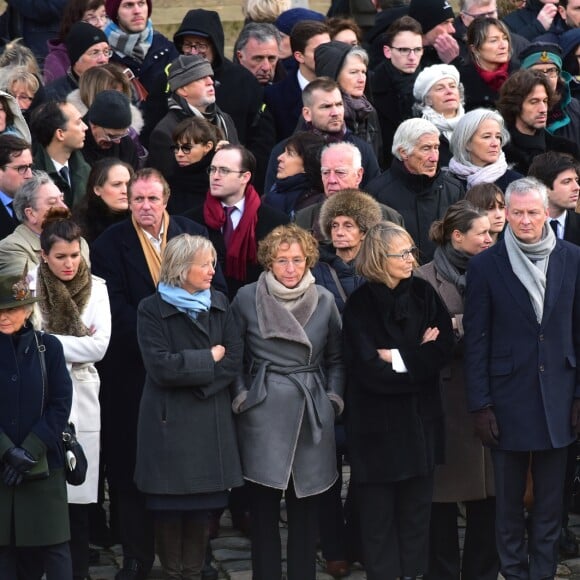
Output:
[550,219,560,239]
[222,206,236,247]
[59,165,70,186]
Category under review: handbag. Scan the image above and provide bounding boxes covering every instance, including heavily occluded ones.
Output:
[35,332,88,486]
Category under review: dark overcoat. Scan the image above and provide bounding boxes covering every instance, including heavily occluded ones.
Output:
[0,326,72,546]
[464,239,580,451]
[90,215,224,487]
[342,277,454,483]
[416,262,494,502]
[134,291,243,495]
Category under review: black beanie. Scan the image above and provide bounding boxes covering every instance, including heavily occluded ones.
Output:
[88,90,132,129]
[409,0,454,34]
[65,22,109,66]
[315,41,352,81]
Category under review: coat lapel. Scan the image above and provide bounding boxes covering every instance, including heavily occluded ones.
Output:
[541,242,565,327]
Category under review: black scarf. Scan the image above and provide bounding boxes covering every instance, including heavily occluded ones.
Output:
[432,244,471,295]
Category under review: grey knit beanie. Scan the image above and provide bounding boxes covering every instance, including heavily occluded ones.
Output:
[168,55,214,92]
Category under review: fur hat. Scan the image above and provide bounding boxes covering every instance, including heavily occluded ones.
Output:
[65,22,108,66]
[413,64,460,103]
[319,189,382,240]
[0,263,39,310]
[105,0,152,21]
[408,0,454,34]
[168,54,214,92]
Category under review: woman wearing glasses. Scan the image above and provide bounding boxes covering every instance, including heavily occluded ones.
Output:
[342,221,454,580]
[167,117,224,215]
[231,223,345,580]
[459,17,515,112]
[44,0,108,84]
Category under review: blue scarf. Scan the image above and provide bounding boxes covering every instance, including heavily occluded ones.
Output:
[158,282,211,320]
[104,18,154,63]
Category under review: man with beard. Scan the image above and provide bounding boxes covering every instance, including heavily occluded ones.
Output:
[264,78,380,193]
[147,55,238,181]
[498,69,578,174]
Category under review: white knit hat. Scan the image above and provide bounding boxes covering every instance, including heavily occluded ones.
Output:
[413,64,460,103]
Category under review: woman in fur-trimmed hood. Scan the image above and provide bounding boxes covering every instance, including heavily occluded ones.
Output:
[313,189,382,312]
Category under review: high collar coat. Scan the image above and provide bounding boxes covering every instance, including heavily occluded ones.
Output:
[231,275,345,498]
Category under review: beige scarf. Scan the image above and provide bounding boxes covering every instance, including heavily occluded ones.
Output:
[131,211,170,286]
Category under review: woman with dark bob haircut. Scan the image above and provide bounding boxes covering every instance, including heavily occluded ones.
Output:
[263,131,325,218]
[342,221,454,580]
[465,182,506,244]
[416,200,498,580]
[73,158,134,244]
[167,117,223,215]
[232,223,345,580]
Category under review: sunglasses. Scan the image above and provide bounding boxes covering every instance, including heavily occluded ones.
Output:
[170,143,194,154]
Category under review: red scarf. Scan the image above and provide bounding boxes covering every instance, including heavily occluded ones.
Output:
[203,184,261,281]
[475,61,509,92]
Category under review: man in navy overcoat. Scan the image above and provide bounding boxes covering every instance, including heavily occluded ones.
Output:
[464,176,580,580]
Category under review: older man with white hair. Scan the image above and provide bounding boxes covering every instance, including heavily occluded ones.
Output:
[366,118,465,263]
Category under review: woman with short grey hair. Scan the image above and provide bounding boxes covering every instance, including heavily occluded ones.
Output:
[134,233,243,580]
[449,107,521,191]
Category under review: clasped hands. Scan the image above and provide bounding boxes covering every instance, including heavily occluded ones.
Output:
[2,447,37,487]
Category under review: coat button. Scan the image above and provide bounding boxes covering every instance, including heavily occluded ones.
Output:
[539,334,544,341]
[11,375,17,381]
[539,364,545,372]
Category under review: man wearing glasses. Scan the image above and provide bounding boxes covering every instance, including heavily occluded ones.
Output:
[41,21,111,104]
[186,144,288,300]
[0,135,33,240]
[82,90,139,169]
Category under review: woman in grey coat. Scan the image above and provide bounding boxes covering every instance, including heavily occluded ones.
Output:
[134,234,243,580]
[231,223,345,580]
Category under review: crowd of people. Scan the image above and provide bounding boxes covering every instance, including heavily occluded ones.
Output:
[2,0,580,579]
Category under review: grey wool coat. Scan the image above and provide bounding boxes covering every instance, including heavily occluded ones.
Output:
[231,274,345,498]
[134,290,244,495]
[416,262,494,501]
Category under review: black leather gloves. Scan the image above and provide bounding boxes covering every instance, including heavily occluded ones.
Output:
[473,407,500,447]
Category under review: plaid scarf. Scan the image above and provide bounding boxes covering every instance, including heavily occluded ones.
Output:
[105,18,153,63]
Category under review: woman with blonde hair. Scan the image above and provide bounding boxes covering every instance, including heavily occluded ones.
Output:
[242,0,290,22]
[343,221,454,580]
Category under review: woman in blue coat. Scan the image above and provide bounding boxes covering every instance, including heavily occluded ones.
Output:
[0,266,73,578]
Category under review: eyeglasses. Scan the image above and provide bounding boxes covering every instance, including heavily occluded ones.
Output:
[535,67,559,79]
[4,163,33,175]
[82,14,108,25]
[207,166,246,176]
[182,41,209,54]
[14,94,33,103]
[461,10,497,18]
[385,247,418,261]
[170,143,194,154]
[101,128,130,142]
[273,258,306,268]
[85,48,113,59]
[389,46,424,56]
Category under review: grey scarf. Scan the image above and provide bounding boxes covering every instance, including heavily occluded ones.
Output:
[504,223,556,323]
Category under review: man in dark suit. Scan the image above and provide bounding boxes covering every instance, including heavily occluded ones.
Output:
[0,135,33,240]
[186,144,288,301]
[529,151,580,245]
[464,176,580,580]
[91,168,225,580]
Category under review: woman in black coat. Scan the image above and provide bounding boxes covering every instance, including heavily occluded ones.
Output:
[134,234,243,579]
[342,221,454,580]
[167,118,222,215]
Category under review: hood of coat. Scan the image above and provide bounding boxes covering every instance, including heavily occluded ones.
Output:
[173,9,225,71]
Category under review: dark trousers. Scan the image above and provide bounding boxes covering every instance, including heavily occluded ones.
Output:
[247,478,319,580]
[115,484,155,573]
[492,447,568,580]
[425,499,499,580]
[69,503,89,579]
[0,542,73,580]
[357,472,434,580]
